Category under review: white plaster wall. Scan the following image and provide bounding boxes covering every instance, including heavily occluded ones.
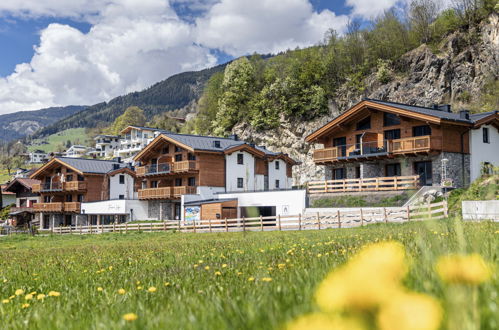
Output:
[462,200,499,221]
[81,200,151,220]
[219,190,306,217]
[255,174,265,191]
[268,159,289,189]
[470,125,499,182]
[225,151,255,192]
[109,173,135,200]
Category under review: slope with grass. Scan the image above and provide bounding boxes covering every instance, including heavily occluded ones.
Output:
[0,219,497,329]
[27,128,91,153]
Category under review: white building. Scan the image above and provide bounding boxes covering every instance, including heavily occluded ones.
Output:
[469,111,499,181]
[28,151,49,164]
[64,145,89,158]
[114,126,167,161]
[93,135,120,158]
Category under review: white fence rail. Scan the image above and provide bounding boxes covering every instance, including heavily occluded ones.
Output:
[35,201,448,235]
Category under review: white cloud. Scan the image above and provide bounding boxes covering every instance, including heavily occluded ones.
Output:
[195,0,349,56]
[346,0,401,19]
[0,0,217,114]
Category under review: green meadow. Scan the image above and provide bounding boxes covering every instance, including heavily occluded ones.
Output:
[0,219,497,329]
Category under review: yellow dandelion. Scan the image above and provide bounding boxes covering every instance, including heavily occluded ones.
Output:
[9,295,15,300]
[262,277,272,282]
[214,271,222,276]
[147,287,157,293]
[193,264,198,268]
[2,279,7,283]
[136,281,141,285]
[108,266,113,271]
[287,313,366,330]
[377,292,442,330]
[30,291,36,295]
[137,286,143,290]
[317,253,322,258]
[22,303,30,309]
[97,287,103,292]
[237,272,243,276]
[2,299,10,304]
[278,264,286,269]
[164,282,171,287]
[117,289,126,295]
[24,294,33,300]
[37,294,46,300]
[248,277,255,282]
[15,289,24,296]
[48,291,60,297]
[123,313,138,321]
[436,254,491,285]
[222,264,228,268]
[204,266,210,270]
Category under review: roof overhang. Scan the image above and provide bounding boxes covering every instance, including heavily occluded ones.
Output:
[224,144,266,158]
[473,111,499,129]
[305,100,472,143]
[107,167,136,177]
[30,158,83,179]
[133,134,195,161]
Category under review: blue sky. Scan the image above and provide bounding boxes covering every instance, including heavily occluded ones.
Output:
[0,0,403,114]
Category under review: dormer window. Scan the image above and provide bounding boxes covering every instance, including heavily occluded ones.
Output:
[356,116,371,131]
[213,140,221,148]
[237,153,244,165]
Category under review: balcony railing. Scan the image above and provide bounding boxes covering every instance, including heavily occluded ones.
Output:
[33,181,86,193]
[173,186,197,197]
[138,187,172,200]
[64,202,81,213]
[172,161,197,172]
[307,175,419,194]
[33,203,64,212]
[313,136,438,163]
[136,163,171,176]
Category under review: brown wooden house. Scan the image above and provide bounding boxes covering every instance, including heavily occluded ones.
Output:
[4,178,41,227]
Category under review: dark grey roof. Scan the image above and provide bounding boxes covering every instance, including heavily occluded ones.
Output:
[56,157,126,174]
[365,99,475,123]
[128,126,169,132]
[469,111,498,121]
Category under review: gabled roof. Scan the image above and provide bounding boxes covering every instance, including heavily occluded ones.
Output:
[4,178,41,192]
[133,133,297,164]
[470,111,499,128]
[30,157,126,179]
[120,125,169,135]
[306,99,480,142]
[1,185,15,195]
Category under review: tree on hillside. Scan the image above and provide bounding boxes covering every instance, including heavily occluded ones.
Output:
[410,0,440,43]
[111,106,147,135]
[193,72,224,135]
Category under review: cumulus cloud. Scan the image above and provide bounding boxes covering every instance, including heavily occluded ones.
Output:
[195,0,349,56]
[346,0,401,19]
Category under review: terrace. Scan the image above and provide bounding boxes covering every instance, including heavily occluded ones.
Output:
[136,161,198,177]
[32,181,87,193]
[138,186,197,200]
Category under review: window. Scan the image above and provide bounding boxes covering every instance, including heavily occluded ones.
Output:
[175,154,183,162]
[77,194,84,203]
[333,168,345,180]
[65,195,73,202]
[175,146,182,152]
[151,181,158,188]
[356,116,371,130]
[162,146,169,154]
[119,175,125,184]
[275,180,280,189]
[237,178,244,189]
[483,127,490,143]
[384,129,401,140]
[188,177,196,187]
[237,153,244,165]
[141,181,147,189]
[77,175,84,182]
[413,125,431,137]
[66,168,73,173]
[355,166,361,179]
[213,141,221,148]
[66,174,73,182]
[385,163,401,177]
[383,113,400,126]
[188,154,196,161]
[175,178,182,186]
[275,161,280,170]
[119,195,125,200]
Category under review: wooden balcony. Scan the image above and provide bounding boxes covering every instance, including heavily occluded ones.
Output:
[136,163,171,177]
[32,182,86,193]
[173,186,197,197]
[33,203,64,212]
[138,187,173,200]
[64,181,87,192]
[64,202,81,213]
[313,147,339,162]
[172,161,197,173]
[390,136,441,154]
[307,175,419,194]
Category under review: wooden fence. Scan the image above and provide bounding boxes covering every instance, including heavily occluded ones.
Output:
[307,175,419,194]
[37,201,448,235]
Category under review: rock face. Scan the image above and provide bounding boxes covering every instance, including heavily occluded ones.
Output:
[232,15,499,185]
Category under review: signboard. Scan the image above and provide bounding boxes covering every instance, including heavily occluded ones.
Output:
[184,206,200,222]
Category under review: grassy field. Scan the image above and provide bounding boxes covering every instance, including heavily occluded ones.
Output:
[27,128,90,153]
[0,219,497,329]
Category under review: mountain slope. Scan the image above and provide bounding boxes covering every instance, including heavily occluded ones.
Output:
[0,105,86,142]
[33,63,227,138]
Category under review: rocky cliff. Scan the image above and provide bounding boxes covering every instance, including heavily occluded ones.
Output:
[232,14,499,185]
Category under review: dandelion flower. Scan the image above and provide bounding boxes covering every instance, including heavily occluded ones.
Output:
[97,287,103,292]
[2,299,9,304]
[164,282,171,287]
[136,281,141,285]
[377,292,442,330]
[137,286,143,290]
[248,277,255,282]
[118,289,126,295]
[22,303,30,309]
[278,264,286,269]
[147,287,157,293]
[214,271,222,276]
[436,254,491,285]
[37,294,46,300]
[123,313,138,321]
[262,277,272,282]
[204,266,210,270]
[287,313,366,330]
[48,291,60,297]
[15,289,24,296]
[222,264,228,268]
[24,294,33,300]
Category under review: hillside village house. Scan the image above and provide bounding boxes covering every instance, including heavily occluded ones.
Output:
[306,99,498,189]
[1,184,16,208]
[93,134,120,158]
[4,178,41,227]
[113,126,167,160]
[64,145,89,158]
[133,133,297,220]
[30,157,132,228]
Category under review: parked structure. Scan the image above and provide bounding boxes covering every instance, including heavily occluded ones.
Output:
[30,157,130,228]
[306,99,498,188]
[93,134,120,158]
[133,133,297,220]
[4,178,41,227]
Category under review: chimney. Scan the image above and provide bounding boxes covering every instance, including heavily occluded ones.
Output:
[432,104,439,110]
[113,164,120,170]
[249,143,256,148]
[459,110,470,120]
[113,157,122,163]
[438,104,452,112]
[259,145,267,150]
[228,134,239,141]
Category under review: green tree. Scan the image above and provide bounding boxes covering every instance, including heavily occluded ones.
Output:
[111,106,147,135]
[193,72,224,135]
[409,0,440,43]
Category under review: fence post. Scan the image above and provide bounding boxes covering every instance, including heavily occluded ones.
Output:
[242,217,246,232]
[225,218,228,232]
[193,220,196,233]
[59,226,62,235]
[113,222,116,233]
[138,223,141,232]
[163,221,167,231]
[427,203,432,220]
[278,215,281,231]
[337,210,341,228]
[316,212,321,230]
[406,205,410,221]
[443,201,448,218]
[260,215,263,231]
[209,218,212,233]
[298,213,302,230]
[384,208,388,224]
[125,222,128,233]
[178,219,181,232]
[360,208,364,227]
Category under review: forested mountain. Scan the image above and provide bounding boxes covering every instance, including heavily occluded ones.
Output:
[0,106,86,142]
[32,63,227,138]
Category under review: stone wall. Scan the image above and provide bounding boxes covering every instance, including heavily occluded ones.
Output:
[148,200,175,220]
